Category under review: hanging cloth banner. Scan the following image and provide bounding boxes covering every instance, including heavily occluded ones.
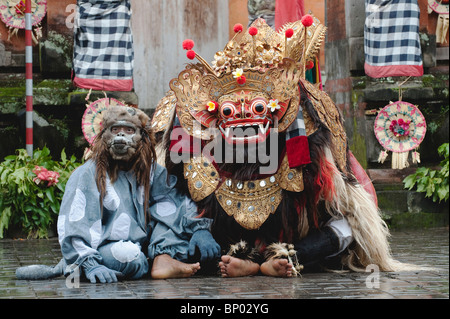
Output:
[274,0,305,31]
[0,0,46,43]
[364,0,424,78]
[73,0,134,92]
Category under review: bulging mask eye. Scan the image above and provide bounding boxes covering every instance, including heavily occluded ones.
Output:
[251,99,268,115]
[220,103,236,119]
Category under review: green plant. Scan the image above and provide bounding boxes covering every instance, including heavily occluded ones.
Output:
[0,147,82,238]
[403,143,449,203]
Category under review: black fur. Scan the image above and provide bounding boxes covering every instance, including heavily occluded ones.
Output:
[164,92,343,261]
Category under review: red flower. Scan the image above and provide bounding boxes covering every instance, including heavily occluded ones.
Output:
[182,39,195,51]
[301,14,314,27]
[186,50,196,60]
[285,28,294,38]
[389,119,410,137]
[32,166,60,187]
[207,101,219,113]
[233,23,243,33]
[306,60,315,69]
[46,171,60,187]
[32,165,44,175]
[248,27,258,36]
[237,76,247,85]
[15,1,26,15]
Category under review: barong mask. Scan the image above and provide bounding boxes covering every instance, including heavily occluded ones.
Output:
[157,18,326,145]
[149,18,400,275]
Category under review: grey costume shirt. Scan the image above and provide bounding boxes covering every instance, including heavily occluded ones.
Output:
[57,160,212,267]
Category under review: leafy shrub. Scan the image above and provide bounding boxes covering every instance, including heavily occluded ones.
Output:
[0,147,82,238]
[403,143,449,203]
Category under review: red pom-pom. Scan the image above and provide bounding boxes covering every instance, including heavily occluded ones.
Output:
[306,60,314,69]
[248,27,258,36]
[233,23,243,33]
[182,39,195,51]
[186,50,196,60]
[301,15,314,27]
[285,28,294,38]
[237,76,247,85]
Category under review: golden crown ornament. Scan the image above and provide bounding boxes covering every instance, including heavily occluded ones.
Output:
[165,16,326,141]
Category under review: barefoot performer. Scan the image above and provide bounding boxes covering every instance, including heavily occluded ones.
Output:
[152,17,404,278]
[16,105,220,283]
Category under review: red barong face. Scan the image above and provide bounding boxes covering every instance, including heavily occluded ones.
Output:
[216,91,289,144]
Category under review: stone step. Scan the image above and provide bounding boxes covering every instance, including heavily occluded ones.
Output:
[368,168,448,229]
[0,77,139,116]
[368,168,417,185]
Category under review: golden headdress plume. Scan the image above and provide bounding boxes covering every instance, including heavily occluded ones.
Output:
[211,16,326,76]
[183,16,326,78]
[278,17,326,66]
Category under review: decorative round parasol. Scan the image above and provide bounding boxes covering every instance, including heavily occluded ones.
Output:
[82,98,127,144]
[0,0,47,42]
[374,101,427,169]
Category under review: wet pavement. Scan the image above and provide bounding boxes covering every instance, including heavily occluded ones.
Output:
[0,227,448,300]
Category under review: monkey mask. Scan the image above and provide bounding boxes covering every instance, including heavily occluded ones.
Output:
[101,106,150,161]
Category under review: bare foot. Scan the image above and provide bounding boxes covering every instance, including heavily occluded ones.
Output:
[151,254,201,279]
[219,255,260,278]
[260,258,293,277]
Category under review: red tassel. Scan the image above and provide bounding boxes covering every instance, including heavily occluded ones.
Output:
[311,156,337,229]
[248,27,258,36]
[186,50,196,60]
[197,209,206,218]
[301,14,314,27]
[233,23,243,33]
[285,28,294,38]
[315,157,336,204]
[295,197,305,216]
[182,39,195,50]
[278,230,285,243]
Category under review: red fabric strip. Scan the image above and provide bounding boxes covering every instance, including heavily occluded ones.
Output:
[286,135,311,168]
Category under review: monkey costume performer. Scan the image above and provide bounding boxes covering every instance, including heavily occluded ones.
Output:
[151,17,405,277]
[16,106,220,283]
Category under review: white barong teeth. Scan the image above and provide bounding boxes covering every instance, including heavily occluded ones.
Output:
[258,124,266,134]
[219,126,231,138]
[220,123,270,139]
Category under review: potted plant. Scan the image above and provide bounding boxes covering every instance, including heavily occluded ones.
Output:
[0,147,82,238]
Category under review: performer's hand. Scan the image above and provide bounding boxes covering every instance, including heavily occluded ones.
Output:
[84,265,121,284]
[188,230,221,261]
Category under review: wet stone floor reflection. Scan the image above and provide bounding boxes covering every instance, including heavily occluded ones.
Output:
[0,228,448,299]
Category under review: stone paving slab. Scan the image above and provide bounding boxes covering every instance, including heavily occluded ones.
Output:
[0,228,448,301]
